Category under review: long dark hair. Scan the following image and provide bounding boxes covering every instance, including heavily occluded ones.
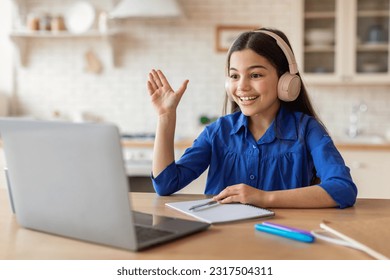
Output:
[223,27,324,126]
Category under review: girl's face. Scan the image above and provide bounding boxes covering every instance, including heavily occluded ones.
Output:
[227,49,280,118]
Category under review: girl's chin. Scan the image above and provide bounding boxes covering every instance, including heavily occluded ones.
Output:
[237,107,258,117]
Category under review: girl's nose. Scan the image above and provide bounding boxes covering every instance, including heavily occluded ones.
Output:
[237,78,250,91]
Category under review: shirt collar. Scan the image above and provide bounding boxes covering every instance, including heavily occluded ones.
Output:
[231,112,247,135]
[230,105,298,142]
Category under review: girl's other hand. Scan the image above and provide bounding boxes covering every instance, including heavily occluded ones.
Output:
[147,69,189,116]
[213,184,266,206]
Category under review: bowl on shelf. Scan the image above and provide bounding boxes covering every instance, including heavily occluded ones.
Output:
[65,1,96,34]
[366,25,386,44]
[305,28,334,46]
[361,62,382,73]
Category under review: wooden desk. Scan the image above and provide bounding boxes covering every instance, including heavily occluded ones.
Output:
[1,189,389,260]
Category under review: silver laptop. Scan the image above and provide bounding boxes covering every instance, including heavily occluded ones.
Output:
[0,118,209,251]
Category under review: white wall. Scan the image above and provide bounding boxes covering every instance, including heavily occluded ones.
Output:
[5,0,390,139]
[0,0,13,188]
[5,0,302,137]
[0,0,13,116]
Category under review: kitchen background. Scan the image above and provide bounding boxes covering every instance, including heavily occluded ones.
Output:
[0,0,390,196]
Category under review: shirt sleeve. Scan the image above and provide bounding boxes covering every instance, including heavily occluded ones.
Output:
[306,121,358,208]
[151,127,212,196]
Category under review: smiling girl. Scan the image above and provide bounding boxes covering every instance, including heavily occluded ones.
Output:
[147,28,357,208]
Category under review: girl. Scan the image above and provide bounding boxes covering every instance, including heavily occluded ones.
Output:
[147,27,357,208]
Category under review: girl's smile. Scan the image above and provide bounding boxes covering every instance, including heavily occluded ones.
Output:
[238,95,258,105]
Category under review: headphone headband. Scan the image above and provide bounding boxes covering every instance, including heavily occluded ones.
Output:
[254,30,299,74]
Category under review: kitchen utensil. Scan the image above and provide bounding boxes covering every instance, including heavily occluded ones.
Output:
[361,62,381,73]
[65,1,96,34]
[51,15,66,32]
[367,25,385,43]
[84,49,102,74]
[27,13,40,31]
[305,28,334,46]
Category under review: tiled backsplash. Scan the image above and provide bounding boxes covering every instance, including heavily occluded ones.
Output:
[308,85,390,139]
[9,0,390,139]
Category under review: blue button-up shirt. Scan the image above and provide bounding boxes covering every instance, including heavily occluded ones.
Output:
[152,105,357,208]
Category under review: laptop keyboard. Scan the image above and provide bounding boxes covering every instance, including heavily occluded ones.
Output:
[135,225,174,243]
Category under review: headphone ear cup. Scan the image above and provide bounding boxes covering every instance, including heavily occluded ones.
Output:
[277,72,301,102]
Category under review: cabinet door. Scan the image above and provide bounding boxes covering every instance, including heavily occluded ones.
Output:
[341,150,390,199]
[300,0,390,85]
[351,0,390,82]
[303,0,336,74]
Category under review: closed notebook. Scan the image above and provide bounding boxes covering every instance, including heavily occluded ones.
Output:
[166,198,274,224]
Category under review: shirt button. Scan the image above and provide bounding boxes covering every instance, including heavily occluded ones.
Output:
[250,174,255,180]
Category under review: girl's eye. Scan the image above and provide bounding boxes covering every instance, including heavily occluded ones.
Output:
[251,73,263,78]
[230,74,239,80]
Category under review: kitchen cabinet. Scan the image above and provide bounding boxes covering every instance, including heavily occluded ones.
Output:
[125,140,390,197]
[122,138,206,194]
[296,0,390,85]
[9,0,121,67]
[338,146,390,198]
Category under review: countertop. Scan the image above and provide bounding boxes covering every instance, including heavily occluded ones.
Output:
[335,142,390,150]
[122,138,193,149]
[2,138,389,151]
[122,138,390,151]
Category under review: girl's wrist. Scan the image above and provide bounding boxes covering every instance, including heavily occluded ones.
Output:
[260,191,274,208]
[158,111,176,122]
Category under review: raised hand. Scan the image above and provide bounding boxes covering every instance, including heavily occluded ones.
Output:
[147,69,189,116]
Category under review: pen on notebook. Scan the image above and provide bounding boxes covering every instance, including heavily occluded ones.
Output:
[255,223,315,243]
[188,200,218,211]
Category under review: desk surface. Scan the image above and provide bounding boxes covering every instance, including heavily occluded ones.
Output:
[1,189,390,260]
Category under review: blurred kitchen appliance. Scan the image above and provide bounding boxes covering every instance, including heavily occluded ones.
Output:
[122,134,155,192]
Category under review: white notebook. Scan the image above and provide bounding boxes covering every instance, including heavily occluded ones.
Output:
[166,198,274,224]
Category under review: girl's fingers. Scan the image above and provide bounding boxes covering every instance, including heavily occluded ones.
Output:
[221,195,238,204]
[213,186,234,201]
[217,193,238,204]
[147,81,155,96]
[148,69,187,97]
[156,70,170,88]
[177,80,189,96]
[148,73,158,91]
[213,185,246,204]
[151,69,163,87]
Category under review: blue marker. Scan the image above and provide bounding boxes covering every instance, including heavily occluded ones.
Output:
[255,223,315,243]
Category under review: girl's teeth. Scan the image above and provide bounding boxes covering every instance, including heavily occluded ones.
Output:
[240,96,256,101]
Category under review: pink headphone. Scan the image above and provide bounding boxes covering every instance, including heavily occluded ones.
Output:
[226,29,301,102]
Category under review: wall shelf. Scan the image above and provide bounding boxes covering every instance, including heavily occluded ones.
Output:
[9,0,121,67]
[10,29,122,67]
[10,29,121,38]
